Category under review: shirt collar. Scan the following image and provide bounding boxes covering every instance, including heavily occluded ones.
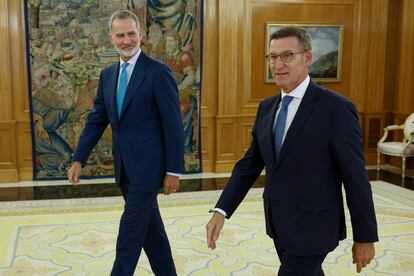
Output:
[281,75,310,99]
[119,49,141,67]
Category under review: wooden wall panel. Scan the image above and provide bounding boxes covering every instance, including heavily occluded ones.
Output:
[0,0,13,121]
[200,116,215,171]
[348,0,363,109]
[215,117,238,171]
[395,0,414,113]
[215,115,255,172]
[217,0,241,115]
[362,0,389,112]
[362,113,383,164]
[352,0,389,112]
[0,0,18,182]
[0,0,413,181]
[211,0,247,169]
[0,122,17,167]
[216,118,238,156]
[362,111,394,164]
[16,121,33,179]
[201,0,218,117]
[8,0,30,120]
[240,117,255,154]
[0,0,32,182]
[383,0,401,112]
[241,0,256,113]
[0,122,18,181]
[201,0,219,171]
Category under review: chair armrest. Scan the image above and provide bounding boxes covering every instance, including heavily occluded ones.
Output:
[384,124,404,131]
[378,124,405,145]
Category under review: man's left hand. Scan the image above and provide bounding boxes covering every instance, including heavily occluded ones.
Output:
[352,242,375,273]
[163,174,179,195]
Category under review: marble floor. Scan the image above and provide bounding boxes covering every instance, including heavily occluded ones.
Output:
[0,164,413,202]
[0,181,413,275]
[0,165,413,275]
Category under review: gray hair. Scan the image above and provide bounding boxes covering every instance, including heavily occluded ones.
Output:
[269,26,312,51]
[108,10,140,33]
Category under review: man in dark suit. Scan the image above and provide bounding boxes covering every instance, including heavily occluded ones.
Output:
[206,26,378,275]
[68,10,183,276]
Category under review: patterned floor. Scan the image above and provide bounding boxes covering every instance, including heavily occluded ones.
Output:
[0,181,413,275]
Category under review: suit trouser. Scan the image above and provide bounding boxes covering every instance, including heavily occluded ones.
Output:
[111,172,176,276]
[273,239,326,276]
[267,200,326,276]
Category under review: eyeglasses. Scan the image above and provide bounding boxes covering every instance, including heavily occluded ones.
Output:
[265,51,306,64]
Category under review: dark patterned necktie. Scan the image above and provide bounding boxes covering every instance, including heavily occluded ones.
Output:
[274,95,294,160]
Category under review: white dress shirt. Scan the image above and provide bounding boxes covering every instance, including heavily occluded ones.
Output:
[273,75,310,145]
[117,49,141,86]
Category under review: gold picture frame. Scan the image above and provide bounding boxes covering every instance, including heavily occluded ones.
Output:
[265,23,344,83]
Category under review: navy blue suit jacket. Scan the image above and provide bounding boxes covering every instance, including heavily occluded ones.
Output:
[216,80,378,255]
[73,53,184,192]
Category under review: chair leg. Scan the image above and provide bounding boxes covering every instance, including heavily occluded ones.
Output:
[402,157,406,180]
[376,151,381,180]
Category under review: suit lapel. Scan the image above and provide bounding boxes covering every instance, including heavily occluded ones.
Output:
[276,81,318,167]
[266,94,281,165]
[119,52,149,119]
[107,63,119,124]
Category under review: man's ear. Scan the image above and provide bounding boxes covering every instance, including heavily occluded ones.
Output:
[108,34,113,44]
[305,50,313,65]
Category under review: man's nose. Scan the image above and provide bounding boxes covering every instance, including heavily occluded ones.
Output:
[123,36,131,44]
[273,58,285,69]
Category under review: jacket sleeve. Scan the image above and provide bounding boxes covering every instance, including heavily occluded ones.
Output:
[330,99,378,242]
[154,64,185,174]
[73,70,109,165]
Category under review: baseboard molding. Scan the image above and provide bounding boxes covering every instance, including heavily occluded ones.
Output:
[378,163,414,178]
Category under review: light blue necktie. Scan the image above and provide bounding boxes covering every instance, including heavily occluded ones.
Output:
[274,95,294,160]
[117,62,129,118]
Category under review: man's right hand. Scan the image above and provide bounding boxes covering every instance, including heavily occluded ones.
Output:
[68,161,82,185]
[206,212,225,250]
[352,242,375,273]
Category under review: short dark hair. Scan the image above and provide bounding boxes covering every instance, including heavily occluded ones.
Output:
[269,26,312,51]
[108,10,140,33]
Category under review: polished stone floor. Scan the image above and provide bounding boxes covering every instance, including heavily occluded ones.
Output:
[1,181,413,275]
[0,165,412,202]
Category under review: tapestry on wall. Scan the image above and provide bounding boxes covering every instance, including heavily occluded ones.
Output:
[25,0,203,179]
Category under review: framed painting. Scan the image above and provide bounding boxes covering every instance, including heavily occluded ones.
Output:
[265,23,343,83]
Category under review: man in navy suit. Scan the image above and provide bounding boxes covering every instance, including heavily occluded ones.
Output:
[206,26,378,275]
[68,10,184,276]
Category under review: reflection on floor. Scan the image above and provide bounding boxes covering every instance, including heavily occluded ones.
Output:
[0,165,413,202]
[0,181,413,275]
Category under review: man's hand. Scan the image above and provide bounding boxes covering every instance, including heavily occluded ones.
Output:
[206,212,225,250]
[68,161,82,185]
[352,242,375,273]
[163,174,179,195]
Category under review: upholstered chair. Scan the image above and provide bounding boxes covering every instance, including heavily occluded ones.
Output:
[377,113,414,179]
